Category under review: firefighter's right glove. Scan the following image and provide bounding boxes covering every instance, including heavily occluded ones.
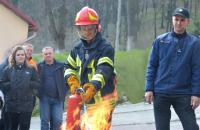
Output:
[67,75,80,94]
[83,83,97,103]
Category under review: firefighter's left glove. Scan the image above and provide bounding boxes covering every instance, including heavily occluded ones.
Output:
[83,83,97,103]
[67,75,80,94]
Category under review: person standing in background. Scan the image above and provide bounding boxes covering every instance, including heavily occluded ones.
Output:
[0,46,40,130]
[0,48,12,130]
[145,7,200,130]
[23,43,37,71]
[37,46,66,130]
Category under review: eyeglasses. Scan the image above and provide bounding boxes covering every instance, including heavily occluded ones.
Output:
[78,25,97,31]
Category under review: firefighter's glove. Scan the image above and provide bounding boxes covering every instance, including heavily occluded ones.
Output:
[67,75,80,94]
[83,83,97,103]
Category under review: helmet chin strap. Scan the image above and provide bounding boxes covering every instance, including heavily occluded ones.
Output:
[77,29,97,42]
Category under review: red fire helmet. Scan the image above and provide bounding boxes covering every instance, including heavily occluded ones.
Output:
[75,6,99,25]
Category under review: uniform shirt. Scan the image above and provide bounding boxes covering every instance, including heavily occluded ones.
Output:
[43,63,58,98]
[145,31,200,96]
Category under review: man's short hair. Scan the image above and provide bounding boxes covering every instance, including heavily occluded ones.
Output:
[22,43,33,49]
[42,46,54,53]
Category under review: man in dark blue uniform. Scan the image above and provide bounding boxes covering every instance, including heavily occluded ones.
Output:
[145,7,200,130]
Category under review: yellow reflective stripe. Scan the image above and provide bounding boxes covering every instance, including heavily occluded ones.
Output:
[76,55,82,76]
[97,57,113,67]
[76,55,81,66]
[87,60,95,81]
[94,91,102,103]
[91,74,105,88]
[67,55,76,68]
[64,68,77,76]
[87,59,94,68]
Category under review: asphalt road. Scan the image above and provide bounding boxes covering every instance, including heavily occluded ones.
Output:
[30,102,200,130]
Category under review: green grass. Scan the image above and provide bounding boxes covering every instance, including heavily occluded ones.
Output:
[115,49,149,103]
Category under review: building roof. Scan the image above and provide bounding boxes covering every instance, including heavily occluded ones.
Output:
[0,0,38,31]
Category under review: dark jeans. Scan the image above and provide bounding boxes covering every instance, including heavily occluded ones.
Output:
[40,96,63,130]
[4,111,32,130]
[153,94,199,130]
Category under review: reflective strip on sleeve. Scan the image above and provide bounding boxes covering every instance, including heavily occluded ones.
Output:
[94,91,103,103]
[91,74,105,88]
[64,68,77,77]
[67,55,77,68]
[97,57,113,67]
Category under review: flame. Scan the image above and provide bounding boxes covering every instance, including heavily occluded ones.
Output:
[61,122,66,130]
[62,93,117,130]
[80,99,115,130]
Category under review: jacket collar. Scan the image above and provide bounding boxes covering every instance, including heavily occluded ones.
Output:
[41,59,56,65]
[171,30,187,39]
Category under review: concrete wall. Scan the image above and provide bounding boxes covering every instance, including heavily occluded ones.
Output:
[0,4,28,62]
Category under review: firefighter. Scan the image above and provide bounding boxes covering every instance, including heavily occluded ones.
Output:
[65,6,117,130]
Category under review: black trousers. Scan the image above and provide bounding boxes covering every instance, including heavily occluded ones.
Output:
[4,112,32,130]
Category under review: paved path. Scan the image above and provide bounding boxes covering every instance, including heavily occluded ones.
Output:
[30,102,200,130]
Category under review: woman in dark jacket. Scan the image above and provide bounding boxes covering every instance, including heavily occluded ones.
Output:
[0,46,40,130]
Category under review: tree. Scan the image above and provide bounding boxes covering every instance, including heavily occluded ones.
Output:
[115,0,121,50]
[166,0,176,32]
[152,0,157,38]
[160,1,166,29]
[126,0,138,51]
[44,0,67,51]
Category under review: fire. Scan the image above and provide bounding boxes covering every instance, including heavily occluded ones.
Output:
[80,99,115,130]
[61,122,66,130]
[63,93,117,130]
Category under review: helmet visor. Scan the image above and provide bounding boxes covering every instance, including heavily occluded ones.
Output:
[77,25,97,41]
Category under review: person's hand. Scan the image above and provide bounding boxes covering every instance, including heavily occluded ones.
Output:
[67,75,80,94]
[144,91,153,104]
[191,96,200,109]
[83,83,97,103]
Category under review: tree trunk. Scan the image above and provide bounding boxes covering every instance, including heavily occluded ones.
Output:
[152,0,157,38]
[126,0,136,51]
[166,0,175,32]
[184,0,189,8]
[189,0,192,13]
[44,0,67,51]
[194,0,198,17]
[160,1,165,29]
[115,0,121,50]
[145,0,148,15]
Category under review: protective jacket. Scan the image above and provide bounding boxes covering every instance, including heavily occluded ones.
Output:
[65,33,116,104]
[145,31,200,96]
[0,64,40,113]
